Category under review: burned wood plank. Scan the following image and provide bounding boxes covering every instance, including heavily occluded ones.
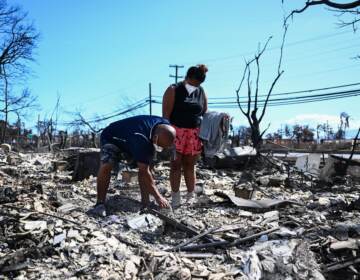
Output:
[324,257,360,273]
[213,223,245,234]
[229,226,279,246]
[177,252,216,259]
[167,226,220,252]
[180,227,279,251]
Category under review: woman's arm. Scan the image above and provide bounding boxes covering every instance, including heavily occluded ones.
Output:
[162,86,175,120]
[203,92,208,114]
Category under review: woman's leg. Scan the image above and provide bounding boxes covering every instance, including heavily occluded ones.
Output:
[170,152,183,193]
[182,154,199,193]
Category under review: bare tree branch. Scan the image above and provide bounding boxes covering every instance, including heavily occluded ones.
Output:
[285,1,360,30]
[236,60,250,116]
[69,112,103,134]
[235,22,287,151]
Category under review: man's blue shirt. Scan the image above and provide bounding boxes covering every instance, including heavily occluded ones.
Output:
[100,115,170,164]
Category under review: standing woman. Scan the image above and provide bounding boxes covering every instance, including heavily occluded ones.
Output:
[162,65,208,208]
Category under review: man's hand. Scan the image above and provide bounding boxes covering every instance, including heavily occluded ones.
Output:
[138,163,170,208]
[155,195,170,208]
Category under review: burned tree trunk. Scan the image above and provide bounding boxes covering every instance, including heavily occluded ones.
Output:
[236,24,288,153]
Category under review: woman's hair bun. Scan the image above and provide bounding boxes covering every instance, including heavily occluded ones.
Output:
[197,64,208,73]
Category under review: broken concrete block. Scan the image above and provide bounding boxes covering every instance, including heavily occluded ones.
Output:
[330,239,360,251]
[53,232,66,245]
[318,197,331,207]
[257,176,270,186]
[72,150,100,181]
[127,214,162,231]
[0,143,11,153]
[23,221,47,232]
[268,174,287,187]
[52,160,68,172]
[177,267,191,280]
[6,153,22,165]
[233,182,254,199]
[124,260,138,279]
[295,153,321,175]
[67,229,80,239]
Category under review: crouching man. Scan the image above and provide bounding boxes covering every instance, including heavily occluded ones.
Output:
[89,115,176,216]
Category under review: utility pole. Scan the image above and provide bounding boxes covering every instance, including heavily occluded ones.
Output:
[169,64,184,83]
[148,82,152,115]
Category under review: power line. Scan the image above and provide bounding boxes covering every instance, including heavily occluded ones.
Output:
[87,101,149,123]
[169,64,184,83]
[206,92,359,108]
[151,87,360,108]
[216,81,360,100]
[206,88,360,105]
[153,81,360,100]
[62,98,150,125]
[90,97,149,119]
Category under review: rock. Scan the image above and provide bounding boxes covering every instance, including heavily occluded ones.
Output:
[318,197,331,207]
[268,174,287,187]
[176,267,191,280]
[333,223,349,241]
[194,184,204,195]
[23,221,47,232]
[52,160,68,172]
[233,182,255,199]
[257,176,270,186]
[53,232,66,245]
[0,143,11,153]
[6,153,22,165]
[67,229,80,239]
[124,260,138,279]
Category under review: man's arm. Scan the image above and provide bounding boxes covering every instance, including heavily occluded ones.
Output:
[137,162,170,208]
[162,86,175,120]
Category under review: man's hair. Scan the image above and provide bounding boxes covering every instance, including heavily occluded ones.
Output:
[186,64,208,83]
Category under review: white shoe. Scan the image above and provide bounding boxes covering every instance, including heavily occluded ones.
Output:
[186,192,196,205]
[171,191,181,209]
[186,191,195,200]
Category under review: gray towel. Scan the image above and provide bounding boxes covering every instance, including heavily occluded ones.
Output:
[199,111,229,157]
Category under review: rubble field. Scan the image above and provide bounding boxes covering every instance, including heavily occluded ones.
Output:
[1,148,360,280]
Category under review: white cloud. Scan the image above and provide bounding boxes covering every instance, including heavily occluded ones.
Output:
[285,114,360,129]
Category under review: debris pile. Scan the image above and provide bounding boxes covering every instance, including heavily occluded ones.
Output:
[1,147,360,279]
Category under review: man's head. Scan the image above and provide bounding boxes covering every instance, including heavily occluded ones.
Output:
[152,124,176,152]
[185,64,208,87]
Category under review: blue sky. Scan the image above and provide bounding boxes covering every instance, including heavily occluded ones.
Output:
[12,0,360,134]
